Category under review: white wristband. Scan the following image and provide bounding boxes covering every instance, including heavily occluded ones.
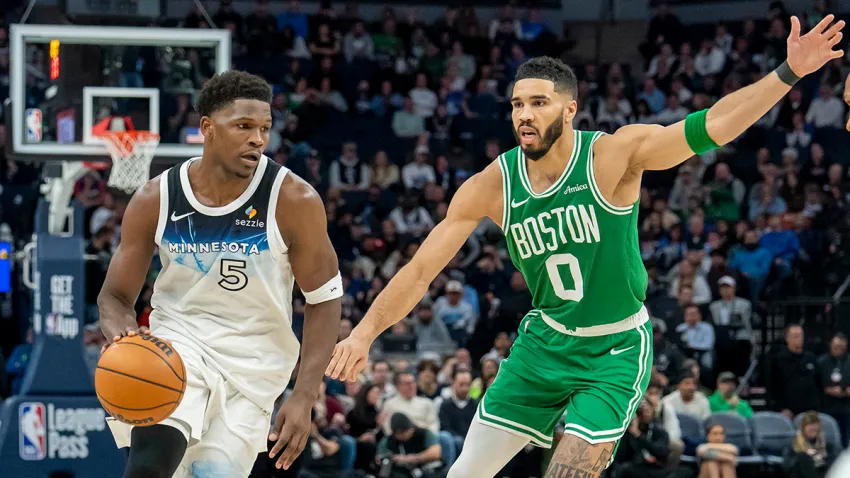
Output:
[303,271,343,305]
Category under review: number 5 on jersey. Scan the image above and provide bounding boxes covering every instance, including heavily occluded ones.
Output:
[219,259,248,291]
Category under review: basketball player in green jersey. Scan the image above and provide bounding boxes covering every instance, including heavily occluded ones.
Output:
[328,15,843,477]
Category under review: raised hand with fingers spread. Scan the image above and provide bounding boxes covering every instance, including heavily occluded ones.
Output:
[786,14,844,78]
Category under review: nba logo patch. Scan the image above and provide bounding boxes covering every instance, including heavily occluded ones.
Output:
[19,402,47,460]
[26,108,43,143]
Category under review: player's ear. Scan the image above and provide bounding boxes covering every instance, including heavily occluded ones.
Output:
[563,99,577,124]
[200,116,214,140]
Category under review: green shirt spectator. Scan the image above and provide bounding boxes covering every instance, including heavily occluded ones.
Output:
[708,371,754,418]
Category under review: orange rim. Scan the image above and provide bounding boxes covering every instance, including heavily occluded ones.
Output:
[83,161,110,170]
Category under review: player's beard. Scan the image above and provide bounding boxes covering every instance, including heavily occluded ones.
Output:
[514,110,565,161]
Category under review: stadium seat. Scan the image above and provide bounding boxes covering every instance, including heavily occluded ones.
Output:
[676,413,705,464]
[793,413,843,450]
[706,413,763,464]
[751,411,796,465]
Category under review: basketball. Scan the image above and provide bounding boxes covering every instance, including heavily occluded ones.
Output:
[94,335,186,426]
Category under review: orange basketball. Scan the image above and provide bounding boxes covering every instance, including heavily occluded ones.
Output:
[95,334,186,426]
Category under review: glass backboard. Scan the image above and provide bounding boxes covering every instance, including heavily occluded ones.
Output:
[6,24,230,165]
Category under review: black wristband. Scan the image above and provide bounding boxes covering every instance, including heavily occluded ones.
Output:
[776,61,801,86]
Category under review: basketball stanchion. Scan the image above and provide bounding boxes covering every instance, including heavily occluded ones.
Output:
[0,158,141,474]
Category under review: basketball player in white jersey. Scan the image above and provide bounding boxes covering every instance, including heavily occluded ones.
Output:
[98,70,342,477]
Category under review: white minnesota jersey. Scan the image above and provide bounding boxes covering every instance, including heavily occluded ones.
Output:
[149,155,298,412]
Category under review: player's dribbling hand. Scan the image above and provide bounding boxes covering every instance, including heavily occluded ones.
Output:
[269,395,312,470]
[325,331,372,382]
[100,326,151,354]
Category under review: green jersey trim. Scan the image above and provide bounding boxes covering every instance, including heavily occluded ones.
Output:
[497,153,511,231]
[586,131,634,216]
[517,130,581,198]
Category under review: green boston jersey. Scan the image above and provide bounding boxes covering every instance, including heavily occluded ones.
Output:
[498,129,647,331]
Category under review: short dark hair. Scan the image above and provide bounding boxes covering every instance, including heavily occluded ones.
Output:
[679,370,697,383]
[514,57,578,98]
[393,370,414,386]
[196,70,273,117]
[452,366,472,382]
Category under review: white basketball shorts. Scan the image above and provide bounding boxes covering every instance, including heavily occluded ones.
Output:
[106,337,270,477]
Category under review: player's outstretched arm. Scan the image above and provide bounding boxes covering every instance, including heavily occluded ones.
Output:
[97,178,160,346]
[615,15,843,173]
[270,174,342,470]
[326,166,502,382]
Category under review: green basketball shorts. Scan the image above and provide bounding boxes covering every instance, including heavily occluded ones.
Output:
[478,306,653,448]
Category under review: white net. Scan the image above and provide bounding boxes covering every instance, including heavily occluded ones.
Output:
[99,131,160,193]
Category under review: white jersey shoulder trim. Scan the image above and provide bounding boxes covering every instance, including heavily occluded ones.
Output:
[267,166,291,255]
[154,170,170,248]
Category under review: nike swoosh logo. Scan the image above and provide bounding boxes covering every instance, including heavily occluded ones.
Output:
[610,346,635,356]
[511,198,529,208]
[171,211,195,221]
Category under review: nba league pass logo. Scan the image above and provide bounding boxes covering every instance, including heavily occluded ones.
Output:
[19,402,106,460]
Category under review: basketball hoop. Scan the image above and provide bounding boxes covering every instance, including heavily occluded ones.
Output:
[96,130,160,194]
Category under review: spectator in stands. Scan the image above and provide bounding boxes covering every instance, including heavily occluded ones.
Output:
[402,145,436,190]
[409,72,438,119]
[317,77,348,113]
[370,80,405,119]
[416,359,443,400]
[343,20,374,63]
[329,142,370,193]
[645,382,684,468]
[705,162,746,222]
[652,319,686,391]
[663,371,711,421]
[371,360,395,403]
[710,276,754,375]
[613,398,671,478]
[438,368,476,455]
[277,0,308,39]
[347,382,383,473]
[817,332,850,447]
[244,0,277,58]
[769,324,821,419]
[683,358,713,396]
[668,165,703,217]
[392,97,426,138]
[388,194,434,236]
[412,299,455,355]
[370,150,400,190]
[377,413,443,478]
[806,83,845,130]
[470,357,499,400]
[383,371,439,435]
[433,280,477,347]
[381,371,455,468]
[784,411,839,478]
[760,214,799,280]
[675,304,715,374]
[708,371,753,418]
[299,406,346,478]
[728,229,773,301]
[669,258,712,305]
[694,37,726,76]
[697,424,738,478]
[637,77,666,114]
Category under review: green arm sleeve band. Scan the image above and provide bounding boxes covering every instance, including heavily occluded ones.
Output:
[684,109,720,155]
